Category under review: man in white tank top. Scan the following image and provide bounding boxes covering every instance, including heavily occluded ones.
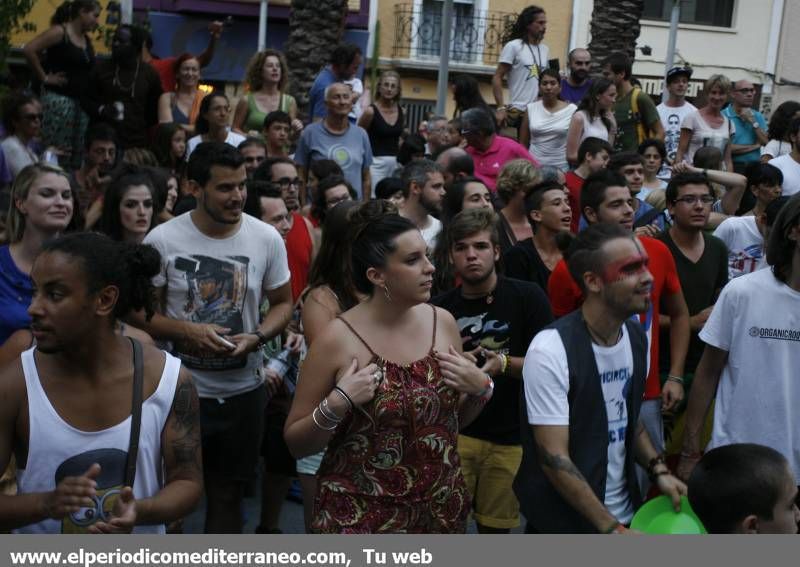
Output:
[0,232,202,534]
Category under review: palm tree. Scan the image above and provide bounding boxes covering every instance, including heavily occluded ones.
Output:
[586,0,645,72]
[284,0,349,118]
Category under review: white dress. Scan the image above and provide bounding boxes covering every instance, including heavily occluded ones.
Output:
[526,101,577,171]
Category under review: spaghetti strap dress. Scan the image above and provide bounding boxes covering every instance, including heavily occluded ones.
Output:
[311,306,470,533]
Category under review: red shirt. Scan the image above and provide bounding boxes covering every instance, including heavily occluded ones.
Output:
[285,213,313,302]
[564,171,584,234]
[150,57,178,93]
[546,236,682,400]
[465,135,539,192]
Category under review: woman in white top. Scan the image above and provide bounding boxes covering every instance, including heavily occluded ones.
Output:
[1,92,61,178]
[520,69,576,171]
[185,92,246,158]
[565,78,617,166]
[760,100,800,162]
[676,74,734,171]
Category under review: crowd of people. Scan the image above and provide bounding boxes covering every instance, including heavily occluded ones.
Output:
[0,0,799,536]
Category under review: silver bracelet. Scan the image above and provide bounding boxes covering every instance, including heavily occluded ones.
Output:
[312,407,338,431]
[331,386,353,411]
[319,398,344,422]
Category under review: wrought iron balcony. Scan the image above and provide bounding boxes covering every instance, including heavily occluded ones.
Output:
[392,3,515,66]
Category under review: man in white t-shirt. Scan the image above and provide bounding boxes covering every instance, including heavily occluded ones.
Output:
[678,193,800,485]
[398,159,445,252]
[516,223,685,533]
[657,67,697,178]
[138,141,293,533]
[492,6,549,132]
[769,117,800,196]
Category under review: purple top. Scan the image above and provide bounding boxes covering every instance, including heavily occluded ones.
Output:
[560,78,592,105]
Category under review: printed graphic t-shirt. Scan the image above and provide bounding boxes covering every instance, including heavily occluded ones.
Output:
[144,212,290,398]
[700,269,800,483]
[524,325,635,523]
[498,39,551,110]
[713,215,766,280]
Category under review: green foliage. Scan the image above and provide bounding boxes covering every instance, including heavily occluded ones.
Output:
[0,0,37,74]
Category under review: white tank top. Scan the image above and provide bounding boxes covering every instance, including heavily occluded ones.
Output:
[15,346,181,534]
[579,110,611,142]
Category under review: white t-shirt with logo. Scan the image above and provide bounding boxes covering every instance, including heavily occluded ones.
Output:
[769,154,800,196]
[524,326,635,524]
[680,111,734,166]
[713,215,766,280]
[144,212,291,399]
[700,268,800,483]
[498,39,550,110]
[656,101,696,177]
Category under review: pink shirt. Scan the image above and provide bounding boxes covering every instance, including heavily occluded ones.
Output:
[465,135,539,191]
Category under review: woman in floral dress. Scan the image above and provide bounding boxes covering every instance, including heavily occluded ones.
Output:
[285,200,493,533]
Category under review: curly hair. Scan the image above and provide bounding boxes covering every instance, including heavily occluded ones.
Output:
[495,159,540,204]
[243,49,289,92]
[501,5,545,44]
[767,100,800,142]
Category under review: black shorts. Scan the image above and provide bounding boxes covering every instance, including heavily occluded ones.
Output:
[199,385,266,483]
[260,409,297,476]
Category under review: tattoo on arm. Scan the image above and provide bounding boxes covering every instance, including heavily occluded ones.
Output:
[167,376,201,476]
[537,444,588,483]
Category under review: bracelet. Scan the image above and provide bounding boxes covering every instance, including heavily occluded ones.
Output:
[666,374,684,385]
[649,469,670,483]
[499,353,509,375]
[312,407,338,431]
[319,398,343,422]
[473,374,493,397]
[332,386,353,410]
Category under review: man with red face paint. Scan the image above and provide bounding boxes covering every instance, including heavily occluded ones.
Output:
[547,170,691,494]
[515,223,686,533]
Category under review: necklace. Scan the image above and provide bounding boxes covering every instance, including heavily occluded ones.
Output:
[461,281,497,304]
[113,59,140,99]
[584,318,622,347]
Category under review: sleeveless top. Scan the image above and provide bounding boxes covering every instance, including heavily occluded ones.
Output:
[43,25,95,99]
[367,103,404,156]
[244,92,294,133]
[15,347,181,534]
[579,110,611,142]
[311,306,470,533]
[286,213,313,302]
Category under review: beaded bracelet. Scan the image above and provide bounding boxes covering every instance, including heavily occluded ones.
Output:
[499,353,509,375]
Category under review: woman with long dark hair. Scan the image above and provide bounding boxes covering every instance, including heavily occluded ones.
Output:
[98,166,161,244]
[285,200,492,533]
[520,68,576,171]
[451,74,493,119]
[565,78,617,165]
[22,0,100,170]
[761,100,800,162]
[185,92,246,157]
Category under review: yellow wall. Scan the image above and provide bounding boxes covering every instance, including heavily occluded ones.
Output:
[11,0,116,55]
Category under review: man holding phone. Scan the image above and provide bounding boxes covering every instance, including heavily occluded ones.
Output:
[133,142,293,533]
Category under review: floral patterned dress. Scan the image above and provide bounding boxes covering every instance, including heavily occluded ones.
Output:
[311,307,470,533]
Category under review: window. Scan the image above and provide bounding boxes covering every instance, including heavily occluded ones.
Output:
[418,0,480,62]
[643,0,734,27]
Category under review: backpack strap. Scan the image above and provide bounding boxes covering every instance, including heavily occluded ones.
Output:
[631,87,648,144]
[124,337,144,488]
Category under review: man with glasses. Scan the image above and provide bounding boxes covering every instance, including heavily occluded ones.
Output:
[724,80,768,175]
[425,115,452,159]
[677,193,800,487]
[295,83,372,202]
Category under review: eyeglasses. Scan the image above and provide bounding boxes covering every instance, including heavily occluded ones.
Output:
[23,113,43,122]
[275,177,303,189]
[674,195,715,205]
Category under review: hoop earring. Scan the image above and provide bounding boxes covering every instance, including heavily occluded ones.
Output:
[382,283,392,303]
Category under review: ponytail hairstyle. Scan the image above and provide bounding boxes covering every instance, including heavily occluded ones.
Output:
[349,199,417,295]
[40,232,162,321]
[51,0,100,25]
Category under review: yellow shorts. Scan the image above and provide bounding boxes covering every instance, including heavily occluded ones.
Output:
[458,434,522,529]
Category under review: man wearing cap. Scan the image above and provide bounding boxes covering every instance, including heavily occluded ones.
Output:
[657,67,697,178]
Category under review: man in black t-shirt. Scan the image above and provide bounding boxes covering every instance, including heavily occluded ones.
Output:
[432,208,553,533]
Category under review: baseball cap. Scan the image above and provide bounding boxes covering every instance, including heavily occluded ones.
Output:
[666,66,693,83]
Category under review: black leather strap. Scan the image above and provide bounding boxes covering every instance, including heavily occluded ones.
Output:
[124,338,144,488]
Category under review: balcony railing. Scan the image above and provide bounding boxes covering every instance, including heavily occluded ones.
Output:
[392,3,516,66]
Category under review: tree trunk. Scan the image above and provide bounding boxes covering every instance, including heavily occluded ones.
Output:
[587,0,645,73]
[285,0,349,119]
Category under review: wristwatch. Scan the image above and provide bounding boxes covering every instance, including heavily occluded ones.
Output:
[253,330,268,346]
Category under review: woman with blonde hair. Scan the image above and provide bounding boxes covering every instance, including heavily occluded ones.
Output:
[358,69,405,190]
[233,49,303,136]
[676,74,735,171]
[0,163,76,344]
[496,159,540,252]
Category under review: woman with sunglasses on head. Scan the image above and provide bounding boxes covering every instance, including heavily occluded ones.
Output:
[285,200,491,533]
[1,92,61,179]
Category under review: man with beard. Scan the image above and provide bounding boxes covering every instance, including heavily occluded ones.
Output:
[560,48,592,105]
[657,67,697,179]
[398,159,446,251]
[82,25,162,150]
[432,208,553,533]
[515,223,687,533]
[69,123,118,221]
[135,142,292,533]
[0,232,202,533]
